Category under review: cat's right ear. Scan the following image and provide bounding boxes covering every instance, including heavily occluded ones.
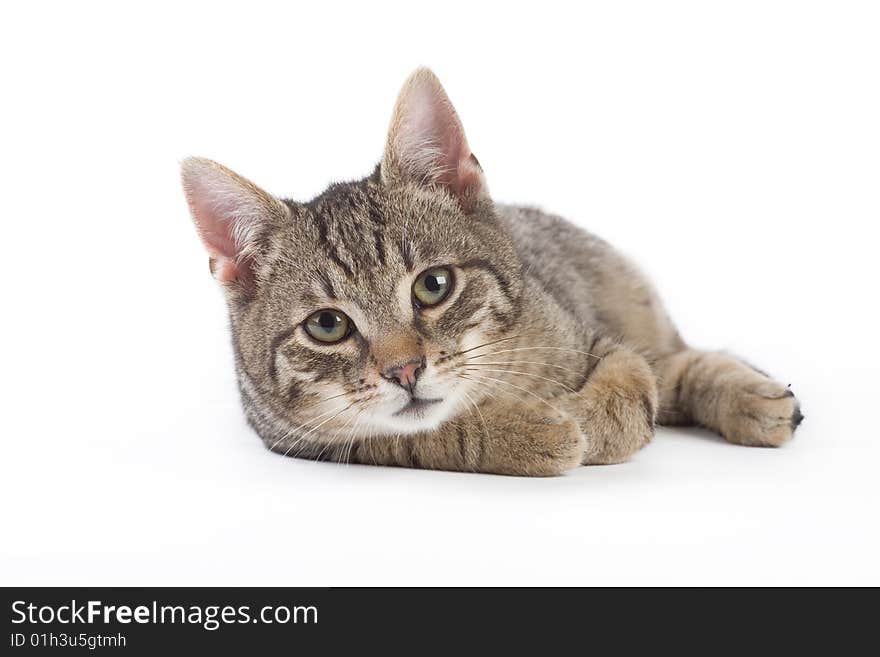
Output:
[180,157,287,293]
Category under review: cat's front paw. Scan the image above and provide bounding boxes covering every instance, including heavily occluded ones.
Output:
[578,349,658,465]
[483,404,586,477]
[721,379,803,447]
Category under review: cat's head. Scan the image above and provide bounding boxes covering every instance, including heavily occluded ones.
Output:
[181,69,522,442]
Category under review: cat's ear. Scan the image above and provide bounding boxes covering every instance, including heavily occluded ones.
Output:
[381,68,487,210]
[180,157,287,292]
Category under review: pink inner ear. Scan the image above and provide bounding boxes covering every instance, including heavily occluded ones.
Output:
[188,189,239,262]
[181,158,267,288]
[389,70,485,205]
[186,181,243,284]
[208,256,240,284]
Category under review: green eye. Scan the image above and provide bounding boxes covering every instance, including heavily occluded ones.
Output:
[413,267,454,307]
[304,309,351,343]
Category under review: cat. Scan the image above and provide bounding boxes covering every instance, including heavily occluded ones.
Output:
[181,68,803,476]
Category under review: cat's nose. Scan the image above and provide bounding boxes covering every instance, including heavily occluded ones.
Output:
[382,357,425,395]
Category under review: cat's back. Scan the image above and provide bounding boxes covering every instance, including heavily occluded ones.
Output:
[493,203,616,326]
[497,203,679,353]
[496,203,612,314]
[497,203,610,264]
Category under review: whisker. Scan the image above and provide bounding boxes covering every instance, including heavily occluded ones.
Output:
[346,415,372,465]
[269,403,349,452]
[313,390,351,404]
[461,372,564,416]
[321,411,363,462]
[312,408,361,461]
[362,426,377,465]
[457,373,504,404]
[463,369,670,416]
[460,389,487,473]
[342,425,358,466]
[463,367,585,398]
[282,432,315,460]
[466,367,671,416]
[343,408,367,464]
[282,405,351,457]
[467,346,602,361]
[464,359,586,378]
[351,424,375,466]
[459,374,551,420]
[452,334,522,358]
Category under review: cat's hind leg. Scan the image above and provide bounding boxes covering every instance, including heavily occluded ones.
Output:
[654,349,803,446]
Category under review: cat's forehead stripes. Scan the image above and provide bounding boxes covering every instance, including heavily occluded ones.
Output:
[315,271,337,300]
[304,179,391,278]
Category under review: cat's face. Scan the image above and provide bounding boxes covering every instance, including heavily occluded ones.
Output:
[254,181,522,437]
[182,69,523,443]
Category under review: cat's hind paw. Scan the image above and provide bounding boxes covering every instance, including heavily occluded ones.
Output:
[722,380,803,447]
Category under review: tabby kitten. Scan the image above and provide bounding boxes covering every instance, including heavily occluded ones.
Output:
[181,68,802,476]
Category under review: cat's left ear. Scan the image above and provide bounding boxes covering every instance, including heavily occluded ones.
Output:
[382,68,487,211]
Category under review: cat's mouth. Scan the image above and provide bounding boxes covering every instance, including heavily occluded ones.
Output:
[393,397,442,417]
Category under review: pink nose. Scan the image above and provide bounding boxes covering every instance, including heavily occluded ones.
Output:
[383,358,425,394]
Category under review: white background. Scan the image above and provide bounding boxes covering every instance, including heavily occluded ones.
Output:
[2,1,878,585]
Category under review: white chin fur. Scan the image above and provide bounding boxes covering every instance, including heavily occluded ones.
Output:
[365,395,462,436]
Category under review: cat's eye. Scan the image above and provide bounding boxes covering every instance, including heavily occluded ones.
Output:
[413,267,454,307]
[304,309,352,343]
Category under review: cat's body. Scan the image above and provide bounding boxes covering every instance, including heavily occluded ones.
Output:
[182,69,802,476]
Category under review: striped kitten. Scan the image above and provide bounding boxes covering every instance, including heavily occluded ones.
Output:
[181,68,802,476]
